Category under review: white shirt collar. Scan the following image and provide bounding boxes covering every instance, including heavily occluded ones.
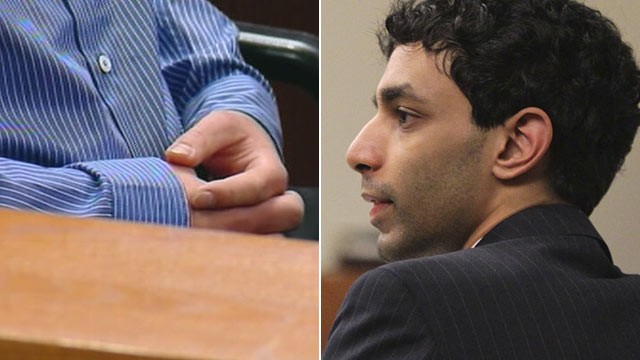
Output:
[470,237,483,248]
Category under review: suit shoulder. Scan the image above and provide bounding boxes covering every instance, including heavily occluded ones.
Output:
[326,264,438,359]
[348,263,415,299]
[378,247,509,289]
[374,243,564,307]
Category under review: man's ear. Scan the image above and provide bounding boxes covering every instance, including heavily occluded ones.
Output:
[492,107,553,180]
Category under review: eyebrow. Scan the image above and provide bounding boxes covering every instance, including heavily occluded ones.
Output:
[371,83,423,108]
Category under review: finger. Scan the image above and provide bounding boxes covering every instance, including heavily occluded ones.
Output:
[168,164,202,190]
[164,111,251,167]
[191,190,304,234]
[191,160,288,209]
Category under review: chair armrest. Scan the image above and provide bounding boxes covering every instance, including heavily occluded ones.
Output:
[237,21,319,98]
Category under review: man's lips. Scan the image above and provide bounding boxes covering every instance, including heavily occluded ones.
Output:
[362,193,393,220]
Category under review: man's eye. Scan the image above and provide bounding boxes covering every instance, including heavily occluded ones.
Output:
[395,107,416,127]
[397,110,409,124]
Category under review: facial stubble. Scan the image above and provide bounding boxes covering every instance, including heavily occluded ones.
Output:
[378,128,488,262]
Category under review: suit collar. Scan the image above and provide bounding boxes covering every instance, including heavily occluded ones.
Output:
[478,204,612,261]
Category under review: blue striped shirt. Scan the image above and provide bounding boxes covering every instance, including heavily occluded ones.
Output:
[0,0,281,226]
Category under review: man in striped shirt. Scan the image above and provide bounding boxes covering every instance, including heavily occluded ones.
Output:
[0,1,303,233]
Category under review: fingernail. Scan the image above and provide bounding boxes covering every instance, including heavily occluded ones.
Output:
[167,143,194,158]
[193,191,215,208]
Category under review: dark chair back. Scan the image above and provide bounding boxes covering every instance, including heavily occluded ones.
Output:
[237,22,319,240]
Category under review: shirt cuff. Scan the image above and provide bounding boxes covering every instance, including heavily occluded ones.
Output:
[67,157,189,226]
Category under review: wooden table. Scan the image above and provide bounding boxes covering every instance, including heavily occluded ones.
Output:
[0,210,318,359]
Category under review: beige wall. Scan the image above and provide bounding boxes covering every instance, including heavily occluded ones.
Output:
[321,0,640,273]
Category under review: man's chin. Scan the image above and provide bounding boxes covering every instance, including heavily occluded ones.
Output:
[376,230,411,263]
[376,229,456,262]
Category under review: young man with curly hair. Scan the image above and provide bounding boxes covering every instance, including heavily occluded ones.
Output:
[324,0,640,358]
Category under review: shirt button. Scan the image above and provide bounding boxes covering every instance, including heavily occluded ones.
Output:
[98,54,112,73]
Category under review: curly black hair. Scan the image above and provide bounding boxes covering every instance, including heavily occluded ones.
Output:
[379,0,640,214]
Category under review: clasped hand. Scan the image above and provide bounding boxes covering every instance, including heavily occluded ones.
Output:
[165,111,303,234]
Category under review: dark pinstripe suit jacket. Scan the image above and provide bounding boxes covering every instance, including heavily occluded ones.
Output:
[324,204,640,359]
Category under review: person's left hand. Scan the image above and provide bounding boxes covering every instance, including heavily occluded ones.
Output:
[165,110,303,233]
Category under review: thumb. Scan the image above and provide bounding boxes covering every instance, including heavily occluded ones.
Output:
[165,111,242,167]
[165,140,198,167]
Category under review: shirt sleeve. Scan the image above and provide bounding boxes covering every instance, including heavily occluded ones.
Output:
[152,0,282,155]
[0,157,189,226]
[323,267,437,360]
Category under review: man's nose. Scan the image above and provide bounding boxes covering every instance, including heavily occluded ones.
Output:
[345,119,383,174]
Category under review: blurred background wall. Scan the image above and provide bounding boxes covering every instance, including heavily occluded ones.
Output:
[321,0,640,275]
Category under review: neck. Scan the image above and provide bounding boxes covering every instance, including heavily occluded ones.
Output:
[463,183,565,249]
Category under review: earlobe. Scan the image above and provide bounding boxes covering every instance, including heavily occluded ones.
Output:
[492,107,553,180]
